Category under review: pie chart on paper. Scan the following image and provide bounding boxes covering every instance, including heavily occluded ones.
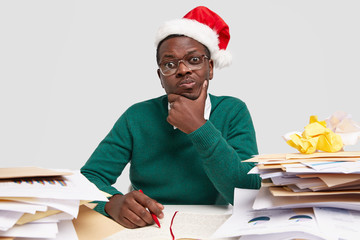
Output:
[248,216,270,225]
[289,214,313,222]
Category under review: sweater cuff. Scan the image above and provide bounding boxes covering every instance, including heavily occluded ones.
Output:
[188,121,221,151]
[92,190,122,218]
[102,187,122,197]
[93,201,110,217]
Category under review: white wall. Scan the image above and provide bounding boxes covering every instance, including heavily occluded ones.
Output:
[1,0,359,194]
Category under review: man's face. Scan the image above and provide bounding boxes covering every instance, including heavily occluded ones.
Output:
[157,36,213,100]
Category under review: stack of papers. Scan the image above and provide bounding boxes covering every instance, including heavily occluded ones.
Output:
[245,151,360,211]
[212,152,360,239]
[213,188,360,240]
[0,167,108,239]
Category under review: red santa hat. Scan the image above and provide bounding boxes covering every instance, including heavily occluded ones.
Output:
[155,6,232,69]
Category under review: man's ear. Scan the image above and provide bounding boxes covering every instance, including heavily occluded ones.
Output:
[157,69,165,88]
[208,59,214,80]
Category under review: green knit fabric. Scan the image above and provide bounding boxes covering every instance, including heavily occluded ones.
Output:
[81,94,261,215]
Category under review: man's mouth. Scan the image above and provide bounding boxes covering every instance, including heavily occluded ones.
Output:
[178,79,195,89]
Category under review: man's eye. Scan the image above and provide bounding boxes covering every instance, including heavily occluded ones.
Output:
[188,56,201,64]
[164,62,176,69]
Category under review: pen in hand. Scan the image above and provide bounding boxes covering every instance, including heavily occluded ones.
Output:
[139,189,161,228]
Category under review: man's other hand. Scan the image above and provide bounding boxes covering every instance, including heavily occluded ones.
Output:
[104,190,164,229]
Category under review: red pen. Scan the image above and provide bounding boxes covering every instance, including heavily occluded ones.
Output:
[139,189,161,228]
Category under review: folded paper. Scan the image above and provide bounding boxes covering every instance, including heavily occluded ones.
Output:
[284,115,343,154]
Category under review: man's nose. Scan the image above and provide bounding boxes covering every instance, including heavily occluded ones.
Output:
[176,60,192,77]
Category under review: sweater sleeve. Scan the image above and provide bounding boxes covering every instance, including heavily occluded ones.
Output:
[80,111,133,215]
[187,103,261,205]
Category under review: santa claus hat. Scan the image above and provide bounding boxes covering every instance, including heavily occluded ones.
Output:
[155,6,232,69]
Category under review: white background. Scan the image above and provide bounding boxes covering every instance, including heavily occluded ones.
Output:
[1,0,359,193]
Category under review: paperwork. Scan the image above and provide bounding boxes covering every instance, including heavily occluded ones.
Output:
[214,151,360,239]
[0,167,108,239]
[105,209,230,240]
[212,189,324,239]
[213,188,360,240]
[246,151,360,210]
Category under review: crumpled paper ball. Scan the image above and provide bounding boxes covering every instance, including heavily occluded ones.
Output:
[283,115,343,154]
[325,111,360,145]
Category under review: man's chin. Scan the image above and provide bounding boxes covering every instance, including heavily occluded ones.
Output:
[180,92,198,100]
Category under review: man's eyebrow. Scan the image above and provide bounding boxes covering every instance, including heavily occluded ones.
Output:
[186,50,198,55]
[162,54,176,59]
[161,50,200,60]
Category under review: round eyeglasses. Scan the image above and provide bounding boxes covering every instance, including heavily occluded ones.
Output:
[158,54,209,76]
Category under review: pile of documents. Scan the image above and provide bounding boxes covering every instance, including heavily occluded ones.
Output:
[213,151,360,239]
[213,188,360,240]
[246,151,360,211]
[0,167,108,239]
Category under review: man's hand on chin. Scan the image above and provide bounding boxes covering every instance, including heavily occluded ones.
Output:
[167,81,208,134]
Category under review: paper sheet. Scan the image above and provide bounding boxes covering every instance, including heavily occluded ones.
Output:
[31,212,73,223]
[246,151,360,163]
[314,207,360,240]
[8,198,80,218]
[16,209,61,225]
[213,208,322,238]
[212,188,325,239]
[0,222,58,238]
[0,167,72,179]
[0,170,107,202]
[310,173,360,187]
[239,231,325,240]
[269,186,360,197]
[0,211,23,232]
[302,160,360,173]
[252,187,360,211]
[270,175,322,186]
[0,200,46,214]
[14,220,78,240]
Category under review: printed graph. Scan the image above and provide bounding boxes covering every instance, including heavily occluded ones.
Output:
[7,177,68,187]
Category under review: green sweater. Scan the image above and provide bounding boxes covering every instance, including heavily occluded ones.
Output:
[81,94,261,216]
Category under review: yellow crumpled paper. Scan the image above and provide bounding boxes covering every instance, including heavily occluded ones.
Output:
[286,115,343,154]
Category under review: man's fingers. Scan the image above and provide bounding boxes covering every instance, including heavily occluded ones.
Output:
[121,210,146,228]
[196,80,208,103]
[136,191,164,219]
[119,217,137,229]
[127,205,154,227]
[167,93,180,104]
[145,199,164,219]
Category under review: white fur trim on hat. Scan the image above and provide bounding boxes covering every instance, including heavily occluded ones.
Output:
[155,19,231,69]
[213,49,232,69]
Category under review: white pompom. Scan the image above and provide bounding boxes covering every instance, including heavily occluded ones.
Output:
[213,49,232,69]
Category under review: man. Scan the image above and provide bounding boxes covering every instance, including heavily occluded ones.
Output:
[81,6,261,229]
